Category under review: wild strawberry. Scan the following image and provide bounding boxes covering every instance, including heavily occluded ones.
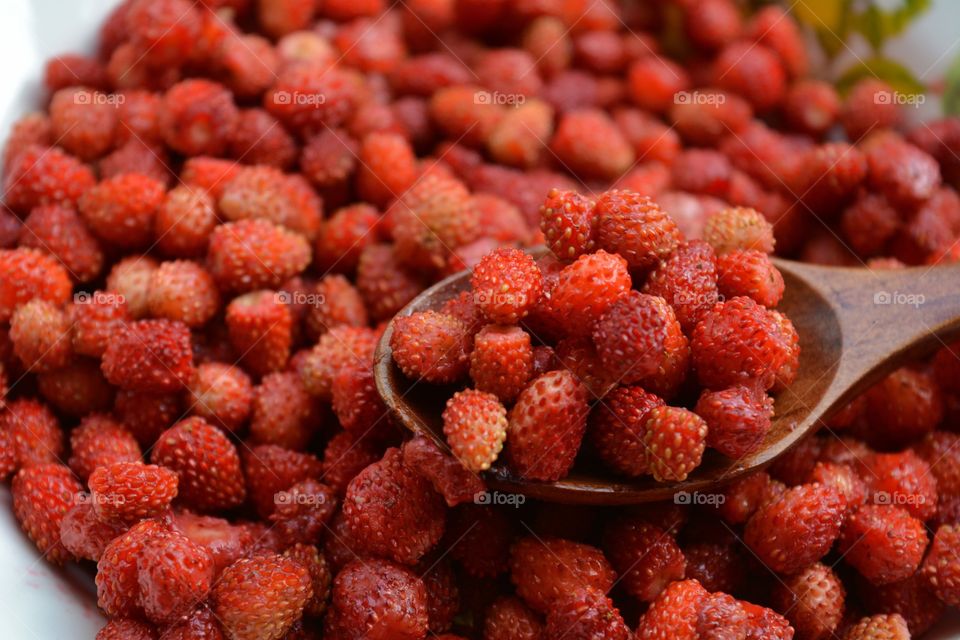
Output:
[11,463,82,564]
[186,362,252,434]
[791,142,868,214]
[213,554,312,640]
[89,461,179,526]
[914,431,960,496]
[0,248,72,322]
[603,517,685,602]
[218,167,321,243]
[636,579,708,640]
[39,361,113,421]
[96,618,157,640]
[297,326,377,399]
[671,149,733,198]
[695,384,774,459]
[300,127,358,189]
[207,219,312,294]
[615,108,682,165]
[840,191,898,258]
[19,204,104,283]
[682,0,740,49]
[740,602,795,640]
[270,478,337,547]
[344,447,445,565]
[483,596,543,640]
[159,79,238,157]
[281,543,332,618]
[78,173,166,250]
[356,132,418,207]
[859,450,938,521]
[429,84,504,147]
[242,444,322,518]
[867,137,941,210]
[469,325,534,402]
[555,336,617,398]
[225,290,293,377]
[841,78,902,141]
[98,518,172,615]
[264,64,365,135]
[138,528,215,624]
[713,42,786,111]
[595,191,682,271]
[125,0,201,67]
[151,417,246,513]
[919,524,960,607]
[154,186,218,259]
[770,562,844,640]
[702,207,775,255]
[391,311,471,384]
[146,260,220,328]
[400,435,485,507]
[9,299,72,373]
[808,461,868,515]
[60,499,125,562]
[642,240,719,332]
[252,371,321,450]
[744,482,845,574]
[356,243,425,322]
[627,56,691,113]
[506,370,590,481]
[551,108,634,180]
[550,250,632,336]
[589,385,664,476]
[326,558,428,640]
[3,144,96,214]
[842,614,910,640]
[322,430,381,496]
[592,291,667,384]
[545,587,631,640]
[443,504,512,580]
[114,390,182,447]
[101,319,195,393]
[471,248,542,324]
[859,572,944,636]
[841,504,928,587]
[0,397,65,470]
[68,414,141,483]
[643,406,708,482]
[691,296,796,390]
[180,156,242,199]
[717,250,785,308]
[682,541,745,594]
[104,256,157,319]
[47,87,117,161]
[156,606,222,640]
[442,389,508,472]
[304,275,368,341]
[315,204,381,275]
[509,536,615,612]
[784,80,840,137]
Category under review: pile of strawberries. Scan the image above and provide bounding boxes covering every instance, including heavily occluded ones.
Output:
[2,0,960,638]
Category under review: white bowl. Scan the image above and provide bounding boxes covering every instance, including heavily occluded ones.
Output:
[2,1,960,638]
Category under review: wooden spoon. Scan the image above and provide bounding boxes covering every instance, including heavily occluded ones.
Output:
[373,250,960,505]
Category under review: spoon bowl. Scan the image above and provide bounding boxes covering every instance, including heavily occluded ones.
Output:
[374,249,960,504]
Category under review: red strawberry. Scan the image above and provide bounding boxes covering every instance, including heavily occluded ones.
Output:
[252,371,321,450]
[642,240,720,332]
[717,250,785,308]
[305,274,369,341]
[170,512,256,577]
[506,371,590,481]
[11,463,82,564]
[59,499,124,561]
[550,250,632,337]
[509,536,616,612]
[695,384,774,459]
[9,298,72,372]
[356,132,418,207]
[283,543,332,617]
[545,587,631,640]
[270,478,337,547]
[636,579,708,640]
[682,542,746,594]
[242,444,322,518]
[356,243,425,323]
[343,447,445,565]
[218,166,321,242]
[791,143,868,214]
[69,290,131,357]
[155,606,223,640]
[627,56,692,114]
[859,450,938,521]
[225,290,293,377]
[138,529,215,624]
[0,248,72,322]
[591,291,667,384]
[670,88,752,146]
[595,191,682,271]
[712,42,786,112]
[488,99,553,169]
[589,385,665,477]
[784,79,840,138]
[1,397,65,470]
[19,204,104,283]
[839,504,927,586]
[842,614,910,640]
[186,362,252,434]
[483,596,543,640]
[863,368,943,450]
[300,128,358,190]
[643,406,708,482]
[114,390,182,447]
[442,389,508,472]
[551,109,634,180]
[857,573,944,636]
[741,601,795,640]
[390,311,471,384]
[470,325,534,403]
[555,336,618,398]
[604,517,685,602]
[151,417,246,512]
[88,461,179,526]
[471,247,543,324]
[78,173,165,249]
[297,326,377,399]
[68,413,141,482]
[3,144,95,214]
[914,431,960,496]
[147,260,220,329]
[212,554,312,640]
[702,207,775,255]
[105,256,157,319]
[314,203,379,275]
[671,149,733,198]
[207,219,311,294]
[96,518,171,616]
[400,435,485,508]
[322,430,381,497]
[841,78,902,141]
[808,462,868,514]
[429,85,504,147]
[540,189,597,263]
[770,562,845,640]
[96,618,157,640]
[639,296,692,400]
[446,504,513,579]
[101,319,195,393]
[326,558,428,640]
[921,524,960,606]
[38,360,114,418]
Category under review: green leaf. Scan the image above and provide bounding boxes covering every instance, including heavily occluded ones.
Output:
[944,50,960,115]
[852,0,931,50]
[793,0,853,59]
[836,57,926,96]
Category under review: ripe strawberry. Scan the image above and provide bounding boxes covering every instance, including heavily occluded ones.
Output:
[156,606,223,640]
[48,87,117,161]
[808,462,868,515]
[717,250,785,308]
[506,370,590,481]
[589,385,664,476]
[97,518,171,616]
[713,42,786,112]
[283,543,332,618]
[138,528,215,624]
[842,614,910,640]
[635,579,708,640]
[186,362,252,434]
[552,336,616,399]
[270,478,337,547]
[791,143,868,214]
[682,0,741,50]
[744,482,845,574]
[19,204,104,283]
[400,435,485,507]
[114,390,182,447]
[595,191,682,271]
[839,504,927,585]
[68,291,131,358]
[592,291,667,384]
[471,247,543,324]
[714,473,777,525]
[89,461,179,526]
[356,243,425,322]
[639,296,692,400]
[604,517,685,602]
[9,298,72,373]
[914,431,960,495]
[784,80,840,137]
[469,325,533,403]
[627,56,692,113]
[770,562,844,640]
[857,571,944,636]
[545,587,631,640]
[391,311,471,384]
[96,618,157,640]
[1,397,65,469]
[207,219,312,294]
[356,132,418,207]
[920,524,960,606]
[213,553,312,640]
[671,149,733,198]
[445,504,513,579]
[0,248,72,322]
[300,127,359,189]
[78,173,165,250]
[305,274,369,340]
[314,204,380,275]
[147,260,220,328]
[695,384,774,459]
[487,98,553,169]
[344,447,445,565]
[3,144,96,214]
[297,326,377,399]
[322,430,381,496]
[37,360,115,419]
[242,444,323,518]
[151,417,246,512]
[691,296,796,390]
[326,558,428,640]
[614,108,682,165]
[218,166,321,242]
[696,592,749,640]
[741,601,795,640]
[442,389,508,472]
[180,156,242,199]
[841,78,902,141]
[225,290,293,377]
[59,499,124,561]
[509,536,615,612]
[429,84,504,147]
[11,463,82,564]
[642,240,719,332]
[550,250,632,337]
[682,542,746,594]
[153,186,217,259]
[859,450,938,521]
[483,596,543,640]
[252,371,321,450]
[550,108,634,180]
[643,406,708,482]
[105,256,158,319]
[702,207,775,255]
[68,414,141,483]
[158,79,238,156]
[101,319,195,393]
